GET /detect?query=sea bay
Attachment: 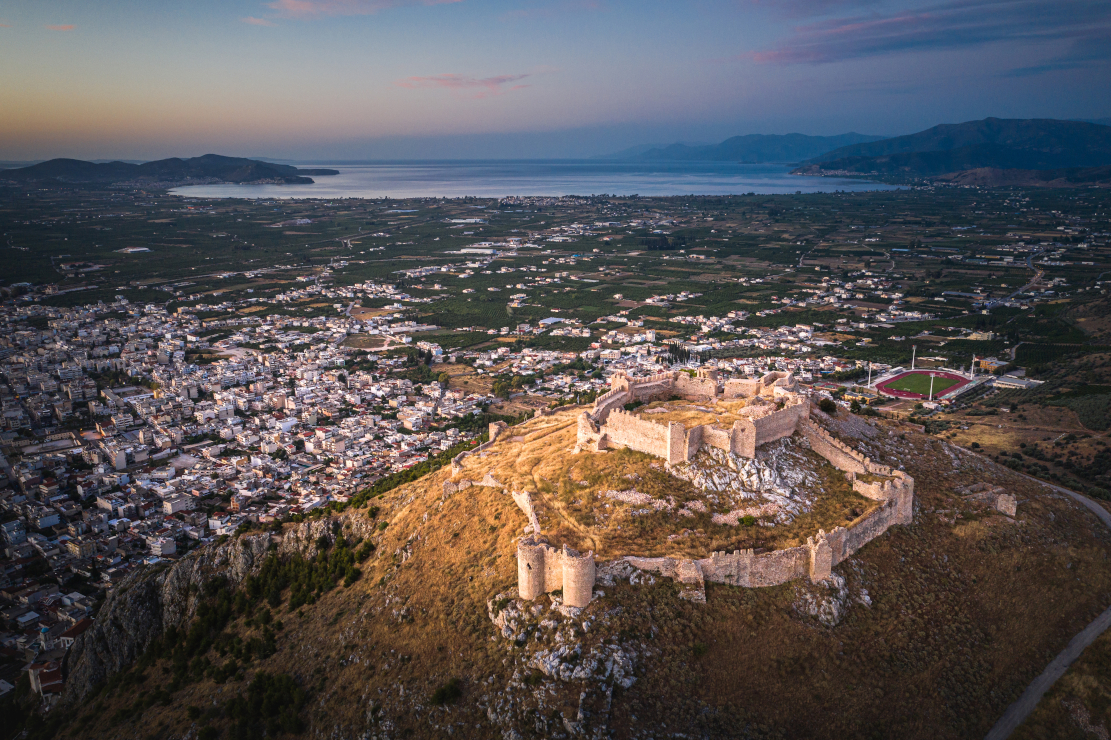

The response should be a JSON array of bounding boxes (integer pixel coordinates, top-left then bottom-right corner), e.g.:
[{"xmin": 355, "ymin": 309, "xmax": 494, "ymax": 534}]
[{"xmin": 170, "ymin": 160, "xmax": 898, "ymax": 199}]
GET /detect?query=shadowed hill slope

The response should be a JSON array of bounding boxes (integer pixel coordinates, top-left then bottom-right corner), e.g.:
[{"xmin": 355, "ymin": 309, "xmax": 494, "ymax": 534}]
[
  {"xmin": 22, "ymin": 408, "xmax": 1111, "ymax": 740},
  {"xmin": 795, "ymin": 118, "xmax": 1111, "ymax": 177}
]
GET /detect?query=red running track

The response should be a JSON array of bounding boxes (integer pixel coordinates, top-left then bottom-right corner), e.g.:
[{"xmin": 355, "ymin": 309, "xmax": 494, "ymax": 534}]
[{"xmin": 875, "ymin": 370, "xmax": 971, "ymax": 400}]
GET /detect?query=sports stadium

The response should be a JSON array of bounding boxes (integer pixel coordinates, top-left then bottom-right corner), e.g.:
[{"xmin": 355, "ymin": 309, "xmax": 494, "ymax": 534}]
[{"xmin": 875, "ymin": 370, "xmax": 973, "ymax": 400}]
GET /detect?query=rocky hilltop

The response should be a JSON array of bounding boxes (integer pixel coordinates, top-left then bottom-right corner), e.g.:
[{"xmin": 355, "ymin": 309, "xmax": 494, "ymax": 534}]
[{"xmin": 35, "ymin": 406, "xmax": 1111, "ymax": 739}]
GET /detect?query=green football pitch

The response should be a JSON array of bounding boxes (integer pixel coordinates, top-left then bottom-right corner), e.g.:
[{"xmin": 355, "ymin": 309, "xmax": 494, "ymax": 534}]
[{"xmin": 884, "ymin": 373, "xmax": 961, "ymax": 396}]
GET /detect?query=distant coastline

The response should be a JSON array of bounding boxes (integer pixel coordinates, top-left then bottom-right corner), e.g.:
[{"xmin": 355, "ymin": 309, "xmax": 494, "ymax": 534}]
[{"xmin": 169, "ymin": 160, "xmax": 898, "ymax": 199}]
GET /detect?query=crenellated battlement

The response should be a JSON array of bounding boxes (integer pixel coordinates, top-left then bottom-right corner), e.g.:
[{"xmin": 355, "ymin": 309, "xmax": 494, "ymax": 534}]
[
  {"xmin": 458, "ymin": 389, "xmax": 914, "ymax": 607},
  {"xmin": 580, "ymin": 372, "xmax": 809, "ymax": 462}
]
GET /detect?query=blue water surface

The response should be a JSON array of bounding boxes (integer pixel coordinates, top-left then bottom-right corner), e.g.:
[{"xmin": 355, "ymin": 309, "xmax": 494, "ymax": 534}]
[{"xmin": 170, "ymin": 160, "xmax": 897, "ymax": 199}]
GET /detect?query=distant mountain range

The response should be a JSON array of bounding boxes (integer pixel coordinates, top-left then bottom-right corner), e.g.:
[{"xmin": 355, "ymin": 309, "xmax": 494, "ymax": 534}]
[
  {"xmin": 0, "ymin": 154, "xmax": 339, "ymax": 186},
  {"xmin": 602, "ymin": 133, "xmax": 886, "ymax": 163},
  {"xmin": 792, "ymin": 118, "xmax": 1111, "ymax": 179}
]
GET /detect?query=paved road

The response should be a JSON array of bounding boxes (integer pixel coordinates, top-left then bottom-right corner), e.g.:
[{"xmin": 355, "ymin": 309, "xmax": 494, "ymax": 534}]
[{"xmin": 984, "ymin": 476, "xmax": 1111, "ymax": 739}]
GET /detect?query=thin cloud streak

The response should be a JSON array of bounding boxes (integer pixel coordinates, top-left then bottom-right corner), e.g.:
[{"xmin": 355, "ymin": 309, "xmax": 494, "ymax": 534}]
[
  {"xmin": 396, "ymin": 73, "xmax": 532, "ymax": 98},
  {"xmin": 748, "ymin": 0, "xmax": 1111, "ymax": 65},
  {"xmin": 1003, "ymin": 32, "xmax": 1111, "ymax": 76},
  {"xmin": 46, "ymin": 24, "xmax": 75, "ymax": 31},
  {"xmin": 241, "ymin": 16, "xmax": 277, "ymax": 26},
  {"xmin": 267, "ymin": 0, "xmax": 462, "ymax": 18}
]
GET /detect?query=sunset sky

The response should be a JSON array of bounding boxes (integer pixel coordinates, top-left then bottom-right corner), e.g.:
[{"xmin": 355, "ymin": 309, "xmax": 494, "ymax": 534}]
[{"xmin": 1, "ymin": 0, "xmax": 1109, "ymax": 160}]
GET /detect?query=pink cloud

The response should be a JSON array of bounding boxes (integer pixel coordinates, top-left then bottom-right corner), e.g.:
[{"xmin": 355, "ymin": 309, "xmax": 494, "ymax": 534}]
[
  {"xmin": 743, "ymin": 0, "xmax": 1110, "ymax": 65},
  {"xmin": 267, "ymin": 0, "xmax": 462, "ymax": 18},
  {"xmin": 46, "ymin": 24, "xmax": 75, "ymax": 31},
  {"xmin": 241, "ymin": 16, "xmax": 277, "ymax": 25},
  {"xmin": 396, "ymin": 73, "xmax": 532, "ymax": 99}
]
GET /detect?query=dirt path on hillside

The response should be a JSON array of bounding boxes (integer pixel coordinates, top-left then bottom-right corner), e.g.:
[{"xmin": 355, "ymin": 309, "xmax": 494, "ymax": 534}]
[{"xmin": 985, "ymin": 474, "xmax": 1111, "ymax": 740}]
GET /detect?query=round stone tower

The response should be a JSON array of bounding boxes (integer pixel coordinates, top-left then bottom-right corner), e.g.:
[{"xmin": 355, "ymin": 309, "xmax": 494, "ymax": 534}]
[
  {"xmin": 517, "ymin": 537, "xmax": 548, "ymax": 601},
  {"xmin": 561, "ymin": 545, "xmax": 596, "ymax": 608}
]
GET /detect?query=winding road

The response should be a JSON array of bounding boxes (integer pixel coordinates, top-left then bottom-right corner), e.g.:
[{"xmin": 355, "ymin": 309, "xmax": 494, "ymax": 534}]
[{"xmin": 984, "ymin": 476, "xmax": 1111, "ymax": 739}]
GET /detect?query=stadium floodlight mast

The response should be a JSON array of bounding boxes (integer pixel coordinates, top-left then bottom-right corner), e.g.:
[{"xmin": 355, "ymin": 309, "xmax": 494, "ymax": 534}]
[
  {"xmin": 929, "ymin": 373, "xmax": 935, "ymax": 401},
  {"xmin": 911, "ymin": 344, "xmax": 917, "ymax": 371}
]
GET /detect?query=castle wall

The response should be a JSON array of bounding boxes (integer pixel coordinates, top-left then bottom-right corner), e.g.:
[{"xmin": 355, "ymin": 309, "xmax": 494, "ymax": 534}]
[
  {"xmin": 673, "ymin": 372, "xmax": 718, "ymax": 400},
  {"xmin": 666, "ymin": 422, "xmax": 688, "ymax": 465},
  {"xmin": 732, "ymin": 420, "xmax": 757, "ymax": 457},
  {"xmin": 450, "ymin": 421, "xmax": 509, "ymax": 473},
  {"xmin": 628, "ymin": 372, "xmax": 676, "ymax": 402},
  {"xmin": 836, "ymin": 496, "xmax": 903, "ymax": 562},
  {"xmin": 723, "ymin": 378, "xmax": 761, "ymax": 399},
  {"xmin": 592, "ymin": 388, "xmax": 631, "ymax": 423},
  {"xmin": 752, "ymin": 400, "xmax": 808, "ymax": 447},
  {"xmin": 800, "ymin": 420, "xmax": 871, "ymax": 475},
  {"xmin": 599, "ymin": 409, "xmax": 676, "ymax": 460},
  {"xmin": 701, "ymin": 425, "xmax": 732, "ymax": 452},
  {"xmin": 747, "ymin": 546, "xmax": 810, "ymax": 586},
  {"xmin": 510, "ymin": 489, "xmax": 542, "ymax": 534},
  {"xmin": 685, "ymin": 424, "xmax": 704, "ymax": 461}
]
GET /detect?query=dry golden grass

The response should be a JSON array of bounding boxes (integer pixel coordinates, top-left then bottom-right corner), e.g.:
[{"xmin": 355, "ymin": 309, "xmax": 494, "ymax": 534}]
[
  {"xmin": 452, "ymin": 409, "xmax": 876, "ymax": 560},
  {"xmin": 54, "ymin": 412, "xmax": 1111, "ymax": 740},
  {"xmin": 633, "ymin": 398, "xmax": 749, "ymax": 429}
]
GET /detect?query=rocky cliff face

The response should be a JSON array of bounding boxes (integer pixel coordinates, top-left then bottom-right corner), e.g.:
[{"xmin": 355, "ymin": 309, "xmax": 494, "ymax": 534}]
[
  {"xmin": 61, "ymin": 515, "xmax": 379, "ymax": 708},
  {"xmin": 61, "ymin": 533, "xmax": 271, "ymax": 706}
]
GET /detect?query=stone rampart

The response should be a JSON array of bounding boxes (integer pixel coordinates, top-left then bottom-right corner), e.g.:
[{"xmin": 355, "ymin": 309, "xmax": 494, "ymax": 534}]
[
  {"xmin": 732, "ymin": 419, "xmax": 757, "ymax": 457},
  {"xmin": 583, "ymin": 371, "xmax": 812, "ymax": 462},
  {"xmin": 673, "ymin": 372, "xmax": 718, "ymax": 400},
  {"xmin": 701, "ymin": 424, "xmax": 732, "ymax": 452},
  {"xmin": 850, "ymin": 470, "xmax": 914, "ymax": 522},
  {"xmin": 752, "ymin": 398, "xmax": 809, "ymax": 448},
  {"xmin": 517, "ymin": 537, "xmax": 595, "ymax": 608},
  {"xmin": 442, "ymin": 479, "xmax": 472, "ymax": 498},
  {"xmin": 799, "ymin": 419, "xmax": 890, "ymax": 476},
  {"xmin": 596, "ymin": 409, "xmax": 690, "ymax": 464},
  {"xmin": 619, "ymin": 449, "xmax": 914, "ymax": 592},
  {"xmin": 723, "ymin": 371, "xmax": 796, "ymax": 400},
  {"xmin": 591, "ymin": 387, "xmax": 631, "ymax": 423},
  {"xmin": 451, "ymin": 421, "xmax": 510, "ymax": 473},
  {"xmin": 510, "ymin": 489, "xmax": 542, "ymax": 534},
  {"xmin": 723, "ymin": 378, "xmax": 762, "ymax": 399},
  {"xmin": 747, "ymin": 546, "xmax": 810, "ymax": 586}
]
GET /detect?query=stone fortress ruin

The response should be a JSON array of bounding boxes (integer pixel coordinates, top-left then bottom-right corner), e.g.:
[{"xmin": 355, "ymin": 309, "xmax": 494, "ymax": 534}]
[{"xmin": 448, "ymin": 369, "xmax": 915, "ymax": 609}]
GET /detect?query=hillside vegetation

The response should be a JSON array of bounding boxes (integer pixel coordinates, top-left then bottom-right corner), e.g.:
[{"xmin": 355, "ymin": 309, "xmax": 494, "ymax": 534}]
[
  {"xmin": 10, "ymin": 408, "xmax": 1111, "ymax": 740},
  {"xmin": 0, "ymin": 155, "xmax": 339, "ymax": 186},
  {"xmin": 794, "ymin": 118, "xmax": 1111, "ymax": 178}
]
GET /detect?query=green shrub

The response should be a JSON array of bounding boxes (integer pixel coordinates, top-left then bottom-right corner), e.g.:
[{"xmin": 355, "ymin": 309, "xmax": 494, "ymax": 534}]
[{"xmin": 431, "ymin": 678, "xmax": 464, "ymax": 705}]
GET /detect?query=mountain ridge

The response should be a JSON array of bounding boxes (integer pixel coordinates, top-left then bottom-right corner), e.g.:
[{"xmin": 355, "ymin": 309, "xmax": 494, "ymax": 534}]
[
  {"xmin": 0, "ymin": 154, "xmax": 339, "ymax": 186},
  {"xmin": 794, "ymin": 118, "xmax": 1111, "ymax": 178},
  {"xmin": 601, "ymin": 132, "xmax": 886, "ymax": 163}
]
